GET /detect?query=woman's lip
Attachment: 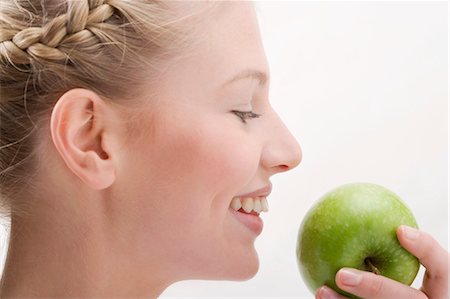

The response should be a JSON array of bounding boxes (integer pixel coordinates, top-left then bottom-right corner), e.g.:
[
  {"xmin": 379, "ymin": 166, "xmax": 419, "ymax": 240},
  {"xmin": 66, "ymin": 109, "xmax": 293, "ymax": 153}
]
[
  {"xmin": 229, "ymin": 208, "xmax": 263, "ymax": 235},
  {"xmin": 235, "ymin": 182, "xmax": 272, "ymax": 198}
]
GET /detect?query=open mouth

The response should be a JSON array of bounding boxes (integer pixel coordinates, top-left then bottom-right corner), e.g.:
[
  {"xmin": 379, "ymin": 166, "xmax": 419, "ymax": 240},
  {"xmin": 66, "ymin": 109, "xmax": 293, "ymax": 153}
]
[
  {"xmin": 228, "ymin": 196, "xmax": 268, "ymax": 235},
  {"xmin": 229, "ymin": 196, "xmax": 269, "ymax": 215}
]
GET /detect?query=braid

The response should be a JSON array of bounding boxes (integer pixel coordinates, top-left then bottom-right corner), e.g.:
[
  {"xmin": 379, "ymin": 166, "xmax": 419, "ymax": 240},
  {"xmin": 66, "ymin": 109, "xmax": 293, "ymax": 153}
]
[
  {"xmin": 0, "ymin": 0, "xmax": 218, "ymax": 218},
  {"xmin": 0, "ymin": 0, "xmax": 172, "ymax": 217},
  {"xmin": 0, "ymin": 0, "xmax": 115, "ymax": 64}
]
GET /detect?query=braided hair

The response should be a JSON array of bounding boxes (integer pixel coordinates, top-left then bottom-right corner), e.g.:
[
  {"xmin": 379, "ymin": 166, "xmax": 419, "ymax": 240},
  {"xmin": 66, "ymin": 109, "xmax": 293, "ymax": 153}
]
[{"xmin": 0, "ymin": 0, "xmax": 211, "ymax": 218}]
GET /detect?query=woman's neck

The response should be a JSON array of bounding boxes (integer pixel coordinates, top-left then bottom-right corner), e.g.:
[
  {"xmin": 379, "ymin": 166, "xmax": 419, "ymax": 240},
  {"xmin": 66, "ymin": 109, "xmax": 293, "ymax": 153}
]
[{"xmin": 0, "ymin": 202, "xmax": 170, "ymax": 298}]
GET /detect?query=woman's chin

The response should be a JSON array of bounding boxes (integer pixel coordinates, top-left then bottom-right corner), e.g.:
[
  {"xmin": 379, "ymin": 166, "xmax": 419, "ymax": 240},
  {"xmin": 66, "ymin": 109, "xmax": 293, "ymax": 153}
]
[
  {"xmin": 232, "ymin": 264, "xmax": 259, "ymax": 281},
  {"xmin": 222, "ymin": 250, "xmax": 260, "ymax": 281},
  {"xmin": 192, "ymin": 250, "xmax": 260, "ymax": 281}
]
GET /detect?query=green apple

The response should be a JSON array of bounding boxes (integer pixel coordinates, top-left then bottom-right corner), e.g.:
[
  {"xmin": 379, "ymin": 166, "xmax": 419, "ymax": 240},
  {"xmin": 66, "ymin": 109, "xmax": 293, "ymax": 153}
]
[{"xmin": 296, "ymin": 182, "xmax": 420, "ymax": 298}]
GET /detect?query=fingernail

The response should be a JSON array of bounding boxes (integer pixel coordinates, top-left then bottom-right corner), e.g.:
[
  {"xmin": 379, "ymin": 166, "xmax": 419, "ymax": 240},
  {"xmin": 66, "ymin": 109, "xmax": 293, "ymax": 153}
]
[
  {"xmin": 402, "ymin": 225, "xmax": 419, "ymax": 241},
  {"xmin": 318, "ymin": 286, "xmax": 339, "ymax": 299},
  {"xmin": 339, "ymin": 268, "xmax": 362, "ymax": 286}
]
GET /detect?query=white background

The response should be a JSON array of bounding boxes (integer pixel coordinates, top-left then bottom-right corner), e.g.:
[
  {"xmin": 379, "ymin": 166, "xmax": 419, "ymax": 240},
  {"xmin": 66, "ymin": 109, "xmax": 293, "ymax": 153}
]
[{"xmin": 0, "ymin": 1, "xmax": 448, "ymax": 298}]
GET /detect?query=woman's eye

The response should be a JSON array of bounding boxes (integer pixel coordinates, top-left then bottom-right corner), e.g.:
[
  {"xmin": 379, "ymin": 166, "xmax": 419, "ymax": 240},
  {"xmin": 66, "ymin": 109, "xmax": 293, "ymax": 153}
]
[{"xmin": 231, "ymin": 110, "xmax": 262, "ymax": 124}]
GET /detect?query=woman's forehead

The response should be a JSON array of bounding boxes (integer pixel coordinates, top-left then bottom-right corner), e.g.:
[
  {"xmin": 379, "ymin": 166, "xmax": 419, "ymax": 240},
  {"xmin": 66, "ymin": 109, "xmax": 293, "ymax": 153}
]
[{"xmin": 152, "ymin": 1, "xmax": 266, "ymax": 90}]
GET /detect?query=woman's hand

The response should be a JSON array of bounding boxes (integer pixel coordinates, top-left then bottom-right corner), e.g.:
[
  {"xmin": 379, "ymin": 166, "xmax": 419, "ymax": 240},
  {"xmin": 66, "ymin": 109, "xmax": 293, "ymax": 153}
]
[{"xmin": 315, "ymin": 225, "xmax": 449, "ymax": 299}]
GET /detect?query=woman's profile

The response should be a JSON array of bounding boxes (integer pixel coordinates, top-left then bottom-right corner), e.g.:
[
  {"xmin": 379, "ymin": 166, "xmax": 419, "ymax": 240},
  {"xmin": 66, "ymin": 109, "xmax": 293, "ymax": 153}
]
[{"xmin": 0, "ymin": 1, "xmax": 448, "ymax": 298}]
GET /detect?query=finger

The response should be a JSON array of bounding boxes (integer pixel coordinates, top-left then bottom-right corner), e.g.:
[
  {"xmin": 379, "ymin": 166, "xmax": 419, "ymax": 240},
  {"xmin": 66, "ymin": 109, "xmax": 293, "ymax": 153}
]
[
  {"xmin": 397, "ymin": 225, "xmax": 449, "ymax": 298},
  {"xmin": 315, "ymin": 285, "xmax": 349, "ymax": 299},
  {"xmin": 335, "ymin": 268, "xmax": 427, "ymax": 299}
]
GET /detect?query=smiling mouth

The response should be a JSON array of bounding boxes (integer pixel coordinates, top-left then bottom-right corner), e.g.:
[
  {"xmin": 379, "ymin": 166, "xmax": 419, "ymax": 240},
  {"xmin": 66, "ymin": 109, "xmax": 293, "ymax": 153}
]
[
  {"xmin": 229, "ymin": 196, "xmax": 269, "ymax": 215},
  {"xmin": 228, "ymin": 204, "xmax": 264, "ymax": 235}
]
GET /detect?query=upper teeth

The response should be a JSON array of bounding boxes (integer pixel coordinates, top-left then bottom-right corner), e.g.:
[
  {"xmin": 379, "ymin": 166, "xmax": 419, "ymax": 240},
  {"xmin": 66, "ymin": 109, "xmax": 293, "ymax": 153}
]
[{"xmin": 230, "ymin": 197, "xmax": 269, "ymax": 213}]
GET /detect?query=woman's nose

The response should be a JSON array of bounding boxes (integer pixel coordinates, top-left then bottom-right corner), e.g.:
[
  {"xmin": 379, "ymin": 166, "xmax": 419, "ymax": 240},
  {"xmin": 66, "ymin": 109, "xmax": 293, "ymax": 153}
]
[{"xmin": 260, "ymin": 108, "xmax": 302, "ymax": 174}]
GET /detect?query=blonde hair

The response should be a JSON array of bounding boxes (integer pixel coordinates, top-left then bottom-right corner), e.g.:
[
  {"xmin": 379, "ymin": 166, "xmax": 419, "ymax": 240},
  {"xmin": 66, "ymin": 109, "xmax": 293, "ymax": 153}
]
[{"xmin": 0, "ymin": 0, "xmax": 214, "ymax": 218}]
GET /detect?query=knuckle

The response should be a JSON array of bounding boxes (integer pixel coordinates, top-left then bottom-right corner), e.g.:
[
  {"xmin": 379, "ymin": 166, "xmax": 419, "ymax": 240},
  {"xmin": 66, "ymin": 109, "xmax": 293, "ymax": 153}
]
[
  {"xmin": 418, "ymin": 233, "xmax": 448, "ymax": 272},
  {"xmin": 366, "ymin": 274, "xmax": 384, "ymax": 296},
  {"xmin": 415, "ymin": 232, "xmax": 437, "ymax": 261}
]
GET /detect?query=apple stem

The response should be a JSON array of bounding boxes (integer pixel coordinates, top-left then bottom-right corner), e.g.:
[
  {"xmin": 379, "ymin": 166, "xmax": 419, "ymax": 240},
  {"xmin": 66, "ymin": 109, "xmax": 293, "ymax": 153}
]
[{"xmin": 364, "ymin": 258, "xmax": 380, "ymax": 275}]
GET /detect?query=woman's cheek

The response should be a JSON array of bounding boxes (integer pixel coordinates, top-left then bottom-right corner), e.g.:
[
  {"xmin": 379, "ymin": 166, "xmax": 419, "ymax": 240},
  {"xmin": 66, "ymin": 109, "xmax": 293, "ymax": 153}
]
[{"xmin": 198, "ymin": 127, "xmax": 259, "ymax": 185}]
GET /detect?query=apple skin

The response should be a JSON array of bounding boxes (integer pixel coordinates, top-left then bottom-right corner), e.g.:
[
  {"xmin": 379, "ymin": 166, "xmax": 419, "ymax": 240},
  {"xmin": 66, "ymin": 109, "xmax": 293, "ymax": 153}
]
[{"xmin": 296, "ymin": 183, "xmax": 420, "ymax": 298}]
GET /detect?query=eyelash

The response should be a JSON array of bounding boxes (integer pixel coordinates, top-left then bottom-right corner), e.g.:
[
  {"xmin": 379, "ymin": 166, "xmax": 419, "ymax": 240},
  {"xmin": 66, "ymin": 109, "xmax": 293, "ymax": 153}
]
[{"xmin": 231, "ymin": 110, "xmax": 262, "ymax": 124}]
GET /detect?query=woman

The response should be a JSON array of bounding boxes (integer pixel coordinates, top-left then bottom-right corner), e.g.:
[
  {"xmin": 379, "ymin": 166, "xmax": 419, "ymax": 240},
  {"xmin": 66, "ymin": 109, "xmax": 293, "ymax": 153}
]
[{"xmin": 0, "ymin": 1, "xmax": 447, "ymax": 298}]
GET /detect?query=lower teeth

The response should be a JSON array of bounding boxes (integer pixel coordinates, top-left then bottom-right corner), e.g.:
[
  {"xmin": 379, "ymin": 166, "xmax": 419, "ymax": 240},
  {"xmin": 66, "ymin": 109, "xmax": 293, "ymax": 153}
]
[{"xmin": 238, "ymin": 208, "xmax": 258, "ymax": 215}]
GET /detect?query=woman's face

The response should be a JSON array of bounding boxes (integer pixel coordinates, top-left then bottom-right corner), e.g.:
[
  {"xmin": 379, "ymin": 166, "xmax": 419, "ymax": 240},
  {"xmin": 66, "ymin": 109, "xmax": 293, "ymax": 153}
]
[{"xmin": 114, "ymin": 2, "xmax": 302, "ymax": 282}]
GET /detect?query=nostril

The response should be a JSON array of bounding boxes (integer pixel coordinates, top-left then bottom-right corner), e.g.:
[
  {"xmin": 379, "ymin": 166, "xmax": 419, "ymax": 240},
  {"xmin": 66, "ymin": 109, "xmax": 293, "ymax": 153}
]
[{"xmin": 278, "ymin": 165, "xmax": 290, "ymax": 172}]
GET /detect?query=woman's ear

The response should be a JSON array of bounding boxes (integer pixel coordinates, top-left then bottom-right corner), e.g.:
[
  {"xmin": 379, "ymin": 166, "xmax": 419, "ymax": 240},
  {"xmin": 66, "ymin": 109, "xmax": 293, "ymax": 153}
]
[{"xmin": 50, "ymin": 88, "xmax": 116, "ymax": 190}]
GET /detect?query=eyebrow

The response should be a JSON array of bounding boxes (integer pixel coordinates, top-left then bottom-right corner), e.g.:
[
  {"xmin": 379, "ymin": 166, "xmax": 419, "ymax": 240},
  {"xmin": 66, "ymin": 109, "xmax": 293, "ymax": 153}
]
[{"xmin": 222, "ymin": 69, "xmax": 269, "ymax": 87}]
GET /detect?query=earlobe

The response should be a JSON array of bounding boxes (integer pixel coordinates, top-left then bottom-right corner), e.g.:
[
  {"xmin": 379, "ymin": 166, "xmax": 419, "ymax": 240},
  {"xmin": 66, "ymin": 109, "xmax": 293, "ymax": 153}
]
[{"xmin": 50, "ymin": 88, "xmax": 116, "ymax": 190}]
